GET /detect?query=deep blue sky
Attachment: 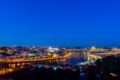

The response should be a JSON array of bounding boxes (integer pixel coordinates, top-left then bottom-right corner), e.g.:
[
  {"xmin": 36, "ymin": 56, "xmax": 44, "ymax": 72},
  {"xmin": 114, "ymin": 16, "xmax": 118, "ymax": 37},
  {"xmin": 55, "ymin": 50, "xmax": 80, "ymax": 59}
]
[{"xmin": 0, "ymin": 0, "xmax": 120, "ymax": 47}]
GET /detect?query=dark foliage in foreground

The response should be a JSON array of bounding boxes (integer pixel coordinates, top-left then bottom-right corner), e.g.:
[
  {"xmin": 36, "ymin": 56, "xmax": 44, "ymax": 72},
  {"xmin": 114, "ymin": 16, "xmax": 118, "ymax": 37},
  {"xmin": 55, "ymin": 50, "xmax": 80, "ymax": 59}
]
[
  {"xmin": 96, "ymin": 54, "xmax": 120, "ymax": 74},
  {"xmin": 0, "ymin": 67, "xmax": 80, "ymax": 80}
]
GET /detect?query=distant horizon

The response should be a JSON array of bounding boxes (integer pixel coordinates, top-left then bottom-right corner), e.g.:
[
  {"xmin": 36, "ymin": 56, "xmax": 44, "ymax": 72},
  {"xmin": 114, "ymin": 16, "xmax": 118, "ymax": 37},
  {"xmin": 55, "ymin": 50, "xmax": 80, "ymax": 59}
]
[{"xmin": 0, "ymin": 44, "xmax": 120, "ymax": 48}]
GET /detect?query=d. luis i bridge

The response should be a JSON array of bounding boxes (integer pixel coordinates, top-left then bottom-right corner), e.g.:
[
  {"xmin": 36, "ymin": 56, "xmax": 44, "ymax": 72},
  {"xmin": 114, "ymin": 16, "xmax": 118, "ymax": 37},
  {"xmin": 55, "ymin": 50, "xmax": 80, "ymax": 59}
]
[{"xmin": 0, "ymin": 53, "xmax": 73, "ymax": 75}]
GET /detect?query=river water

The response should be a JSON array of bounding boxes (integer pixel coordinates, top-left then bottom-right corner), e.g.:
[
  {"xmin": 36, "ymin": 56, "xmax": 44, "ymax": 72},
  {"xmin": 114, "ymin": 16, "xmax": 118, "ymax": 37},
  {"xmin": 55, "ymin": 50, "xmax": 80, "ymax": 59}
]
[
  {"xmin": 37, "ymin": 52, "xmax": 87, "ymax": 68},
  {"xmin": 58, "ymin": 53, "xmax": 87, "ymax": 66}
]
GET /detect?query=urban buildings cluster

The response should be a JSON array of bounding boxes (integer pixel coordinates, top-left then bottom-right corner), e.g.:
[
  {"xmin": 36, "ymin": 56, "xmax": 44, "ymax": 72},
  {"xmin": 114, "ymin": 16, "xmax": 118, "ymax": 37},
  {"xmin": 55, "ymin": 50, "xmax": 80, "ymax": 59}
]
[{"xmin": 0, "ymin": 46, "xmax": 120, "ymax": 57}]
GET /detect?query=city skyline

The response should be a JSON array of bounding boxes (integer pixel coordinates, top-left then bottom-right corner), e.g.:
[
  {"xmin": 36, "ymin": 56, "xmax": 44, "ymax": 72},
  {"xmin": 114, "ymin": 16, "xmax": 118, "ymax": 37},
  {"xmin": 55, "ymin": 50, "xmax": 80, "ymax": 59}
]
[{"xmin": 0, "ymin": 0, "xmax": 120, "ymax": 47}]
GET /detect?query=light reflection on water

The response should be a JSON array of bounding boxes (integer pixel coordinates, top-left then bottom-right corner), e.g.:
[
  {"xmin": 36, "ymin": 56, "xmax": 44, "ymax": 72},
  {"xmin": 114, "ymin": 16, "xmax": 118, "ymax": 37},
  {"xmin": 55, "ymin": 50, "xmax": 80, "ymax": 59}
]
[
  {"xmin": 37, "ymin": 53, "xmax": 87, "ymax": 67},
  {"xmin": 58, "ymin": 53, "xmax": 87, "ymax": 66}
]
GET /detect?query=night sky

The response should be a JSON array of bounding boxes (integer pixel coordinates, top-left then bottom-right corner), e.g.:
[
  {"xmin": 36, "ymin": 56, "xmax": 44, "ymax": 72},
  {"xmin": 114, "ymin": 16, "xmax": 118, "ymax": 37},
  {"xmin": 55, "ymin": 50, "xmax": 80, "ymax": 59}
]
[{"xmin": 0, "ymin": 0, "xmax": 120, "ymax": 47}]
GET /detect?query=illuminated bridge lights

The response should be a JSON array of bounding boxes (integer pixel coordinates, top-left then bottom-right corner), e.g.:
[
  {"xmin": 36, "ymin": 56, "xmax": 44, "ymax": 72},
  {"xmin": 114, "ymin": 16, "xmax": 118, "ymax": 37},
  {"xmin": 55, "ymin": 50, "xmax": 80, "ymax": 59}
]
[{"xmin": 0, "ymin": 53, "xmax": 73, "ymax": 75}]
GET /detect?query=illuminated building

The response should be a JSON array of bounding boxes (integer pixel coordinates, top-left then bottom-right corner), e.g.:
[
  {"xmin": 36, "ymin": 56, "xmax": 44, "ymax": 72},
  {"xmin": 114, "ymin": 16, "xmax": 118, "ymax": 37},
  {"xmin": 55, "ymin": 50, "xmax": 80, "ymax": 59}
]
[
  {"xmin": 48, "ymin": 47, "xmax": 59, "ymax": 53},
  {"xmin": 90, "ymin": 46, "xmax": 97, "ymax": 52}
]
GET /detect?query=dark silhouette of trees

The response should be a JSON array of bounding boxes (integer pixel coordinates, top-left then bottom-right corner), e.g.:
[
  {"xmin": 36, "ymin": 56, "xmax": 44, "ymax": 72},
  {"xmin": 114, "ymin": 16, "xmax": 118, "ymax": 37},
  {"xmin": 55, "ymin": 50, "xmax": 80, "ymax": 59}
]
[{"xmin": 95, "ymin": 55, "xmax": 120, "ymax": 75}]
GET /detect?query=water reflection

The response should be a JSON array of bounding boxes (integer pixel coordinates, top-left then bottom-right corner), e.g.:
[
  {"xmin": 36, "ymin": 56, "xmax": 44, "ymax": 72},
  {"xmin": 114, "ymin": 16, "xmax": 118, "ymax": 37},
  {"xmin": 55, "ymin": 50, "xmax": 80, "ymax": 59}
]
[{"xmin": 58, "ymin": 53, "xmax": 87, "ymax": 66}]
